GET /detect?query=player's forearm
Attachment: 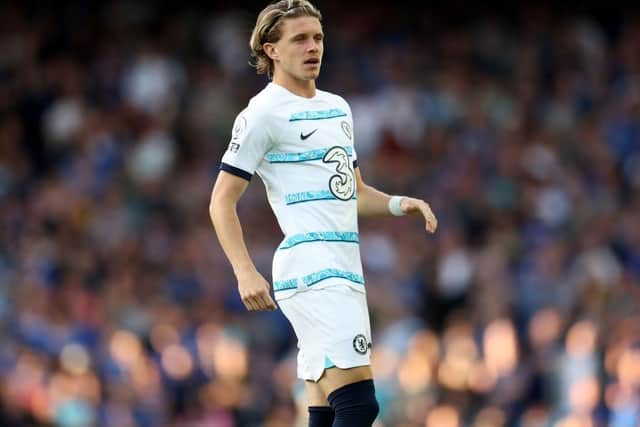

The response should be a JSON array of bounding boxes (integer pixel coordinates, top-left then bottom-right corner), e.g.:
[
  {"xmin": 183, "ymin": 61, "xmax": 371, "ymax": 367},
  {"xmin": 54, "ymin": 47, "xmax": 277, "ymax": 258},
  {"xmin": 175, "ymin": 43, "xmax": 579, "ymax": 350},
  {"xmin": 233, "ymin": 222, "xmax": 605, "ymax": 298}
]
[
  {"xmin": 356, "ymin": 183, "xmax": 394, "ymax": 217},
  {"xmin": 209, "ymin": 197, "xmax": 258, "ymax": 277}
]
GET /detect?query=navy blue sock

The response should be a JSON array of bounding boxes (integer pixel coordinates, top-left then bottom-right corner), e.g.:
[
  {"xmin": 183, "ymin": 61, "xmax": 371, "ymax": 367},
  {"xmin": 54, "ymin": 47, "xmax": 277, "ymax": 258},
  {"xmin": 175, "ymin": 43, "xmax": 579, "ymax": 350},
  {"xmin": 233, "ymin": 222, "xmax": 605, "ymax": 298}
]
[
  {"xmin": 308, "ymin": 406, "xmax": 334, "ymax": 427},
  {"xmin": 328, "ymin": 379, "xmax": 379, "ymax": 427}
]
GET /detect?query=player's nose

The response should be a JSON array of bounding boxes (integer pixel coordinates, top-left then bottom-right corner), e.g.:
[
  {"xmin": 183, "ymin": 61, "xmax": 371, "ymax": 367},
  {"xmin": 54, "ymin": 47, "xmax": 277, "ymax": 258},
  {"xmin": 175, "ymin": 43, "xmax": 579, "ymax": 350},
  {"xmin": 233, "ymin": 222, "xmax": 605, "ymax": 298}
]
[{"xmin": 307, "ymin": 40, "xmax": 320, "ymax": 52}]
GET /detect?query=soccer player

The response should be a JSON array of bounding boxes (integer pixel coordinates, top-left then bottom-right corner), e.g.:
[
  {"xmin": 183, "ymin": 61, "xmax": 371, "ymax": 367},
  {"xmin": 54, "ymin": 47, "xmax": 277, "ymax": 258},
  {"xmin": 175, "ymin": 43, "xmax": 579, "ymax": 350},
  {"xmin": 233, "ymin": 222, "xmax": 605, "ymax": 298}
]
[{"xmin": 209, "ymin": 1, "xmax": 437, "ymax": 426}]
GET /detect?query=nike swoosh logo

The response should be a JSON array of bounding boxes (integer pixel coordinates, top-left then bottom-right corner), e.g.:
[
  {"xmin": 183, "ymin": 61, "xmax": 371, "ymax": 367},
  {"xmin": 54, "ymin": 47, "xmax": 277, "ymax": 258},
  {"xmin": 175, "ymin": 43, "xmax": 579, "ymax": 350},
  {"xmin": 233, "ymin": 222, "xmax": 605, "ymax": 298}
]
[{"xmin": 300, "ymin": 129, "xmax": 318, "ymax": 140}]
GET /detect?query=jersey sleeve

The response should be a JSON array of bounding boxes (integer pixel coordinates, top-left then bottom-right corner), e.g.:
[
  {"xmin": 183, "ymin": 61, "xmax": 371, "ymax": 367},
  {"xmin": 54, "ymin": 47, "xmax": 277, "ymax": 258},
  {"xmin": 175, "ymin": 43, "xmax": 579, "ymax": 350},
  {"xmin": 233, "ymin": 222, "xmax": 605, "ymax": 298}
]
[{"xmin": 220, "ymin": 107, "xmax": 273, "ymax": 180}]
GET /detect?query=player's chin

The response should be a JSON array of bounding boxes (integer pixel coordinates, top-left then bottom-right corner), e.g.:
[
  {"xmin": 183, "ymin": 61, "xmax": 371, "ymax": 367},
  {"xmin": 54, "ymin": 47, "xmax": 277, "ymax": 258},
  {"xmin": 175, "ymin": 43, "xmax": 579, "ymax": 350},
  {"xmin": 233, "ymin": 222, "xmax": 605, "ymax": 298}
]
[{"xmin": 301, "ymin": 65, "xmax": 321, "ymax": 79}]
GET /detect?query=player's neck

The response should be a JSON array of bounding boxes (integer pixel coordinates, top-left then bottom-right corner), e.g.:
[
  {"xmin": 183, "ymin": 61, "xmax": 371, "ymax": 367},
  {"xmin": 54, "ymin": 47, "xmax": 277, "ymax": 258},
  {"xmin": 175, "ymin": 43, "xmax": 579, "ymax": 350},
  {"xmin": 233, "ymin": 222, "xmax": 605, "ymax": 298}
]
[{"xmin": 272, "ymin": 73, "xmax": 316, "ymax": 99}]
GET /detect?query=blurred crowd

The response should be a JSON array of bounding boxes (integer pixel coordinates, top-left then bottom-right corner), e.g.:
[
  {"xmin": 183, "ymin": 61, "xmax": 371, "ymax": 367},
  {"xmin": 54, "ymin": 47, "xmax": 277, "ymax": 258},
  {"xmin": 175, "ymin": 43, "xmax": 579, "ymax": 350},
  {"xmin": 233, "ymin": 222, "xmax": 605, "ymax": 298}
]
[{"xmin": 0, "ymin": 1, "xmax": 639, "ymax": 426}]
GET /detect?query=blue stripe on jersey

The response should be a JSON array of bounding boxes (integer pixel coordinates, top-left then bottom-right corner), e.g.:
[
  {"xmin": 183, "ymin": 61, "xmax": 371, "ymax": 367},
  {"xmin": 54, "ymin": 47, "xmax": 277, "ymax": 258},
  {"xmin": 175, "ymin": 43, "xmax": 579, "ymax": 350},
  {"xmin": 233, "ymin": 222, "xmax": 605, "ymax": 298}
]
[
  {"xmin": 302, "ymin": 268, "xmax": 365, "ymax": 286},
  {"xmin": 285, "ymin": 190, "xmax": 357, "ymax": 205},
  {"xmin": 273, "ymin": 269, "xmax": 365, "ymax": 291},
  {"xmin": 266, "ymin": 146, "xmax": 353, "ymax": 163},
  {"xmin": 273, "ymin": 278, "xmax": 298, "ymax": 292},
  {"xmin": 289, "ymin": 108, "xmax": 347, "ymax": 122},
  {"xmin": 278, "ymin": 231, "xmax": 359, "ymax": 250}
]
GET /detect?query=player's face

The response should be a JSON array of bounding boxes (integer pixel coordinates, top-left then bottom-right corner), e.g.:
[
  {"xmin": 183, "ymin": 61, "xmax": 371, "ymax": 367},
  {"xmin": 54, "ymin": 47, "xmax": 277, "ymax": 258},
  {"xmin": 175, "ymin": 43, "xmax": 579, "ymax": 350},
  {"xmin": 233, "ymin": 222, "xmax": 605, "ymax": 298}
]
[{"xmin": 271, "ymin": 16, "xmax": 323, "ymax": 82}]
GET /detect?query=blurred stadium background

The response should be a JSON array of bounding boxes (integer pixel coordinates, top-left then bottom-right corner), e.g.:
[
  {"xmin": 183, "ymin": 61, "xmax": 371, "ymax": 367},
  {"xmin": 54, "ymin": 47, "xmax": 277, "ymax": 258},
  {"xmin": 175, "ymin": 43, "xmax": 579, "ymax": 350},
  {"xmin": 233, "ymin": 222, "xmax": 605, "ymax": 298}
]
[{"xmin": 0, "ymin": 1, "xmax": 639, "ymax": 426}]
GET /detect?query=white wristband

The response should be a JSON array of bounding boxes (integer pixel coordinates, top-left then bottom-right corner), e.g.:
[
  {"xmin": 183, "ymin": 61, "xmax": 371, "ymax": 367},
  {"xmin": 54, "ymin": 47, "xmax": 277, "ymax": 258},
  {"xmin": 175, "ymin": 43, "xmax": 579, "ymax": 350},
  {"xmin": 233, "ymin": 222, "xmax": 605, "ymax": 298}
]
[{"xmin": 388, "ymin": 196, "xmax": 406, "ymax": 216}]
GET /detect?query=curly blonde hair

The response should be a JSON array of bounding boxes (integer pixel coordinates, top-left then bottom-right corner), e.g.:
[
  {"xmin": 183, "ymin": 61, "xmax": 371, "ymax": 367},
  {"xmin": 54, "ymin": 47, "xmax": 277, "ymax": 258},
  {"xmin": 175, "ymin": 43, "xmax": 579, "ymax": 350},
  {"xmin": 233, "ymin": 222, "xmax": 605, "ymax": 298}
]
[{"xmin": 249, "ymin": 0, "xmax": 322, "ymax": 78}]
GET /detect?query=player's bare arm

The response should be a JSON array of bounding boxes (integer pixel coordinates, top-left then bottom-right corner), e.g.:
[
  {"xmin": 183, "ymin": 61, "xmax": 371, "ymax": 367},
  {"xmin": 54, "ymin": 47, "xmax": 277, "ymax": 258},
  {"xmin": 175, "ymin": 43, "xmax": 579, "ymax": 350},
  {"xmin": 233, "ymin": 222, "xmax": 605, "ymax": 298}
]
[
  {"xmin": 354, "ymin": 167, "xmax": 438, "ymax": 233},
  {"xmin": 209, "ymin": 171, "xmax": 277, "ymax": 312}
]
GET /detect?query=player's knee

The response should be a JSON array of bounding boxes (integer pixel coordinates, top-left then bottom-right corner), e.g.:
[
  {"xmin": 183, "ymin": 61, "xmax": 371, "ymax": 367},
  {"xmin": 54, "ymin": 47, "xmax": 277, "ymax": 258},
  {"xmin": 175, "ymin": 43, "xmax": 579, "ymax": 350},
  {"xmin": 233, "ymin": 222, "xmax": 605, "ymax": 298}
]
[{"xmin": 328, "ymin": 379, "xmax": 379, "ymax": 427}]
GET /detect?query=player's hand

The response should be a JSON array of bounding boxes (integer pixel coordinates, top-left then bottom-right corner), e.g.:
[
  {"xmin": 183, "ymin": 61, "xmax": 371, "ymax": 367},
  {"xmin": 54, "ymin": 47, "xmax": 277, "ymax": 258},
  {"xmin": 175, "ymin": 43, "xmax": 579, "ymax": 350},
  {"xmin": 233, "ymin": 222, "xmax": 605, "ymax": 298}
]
[
  {"xmin": 237, "ymin": 269, "xmax": 278, "ymax": 311},
  {"xmin": 400, "ymin": 197, "xmax": 438, "ymax": 233}
]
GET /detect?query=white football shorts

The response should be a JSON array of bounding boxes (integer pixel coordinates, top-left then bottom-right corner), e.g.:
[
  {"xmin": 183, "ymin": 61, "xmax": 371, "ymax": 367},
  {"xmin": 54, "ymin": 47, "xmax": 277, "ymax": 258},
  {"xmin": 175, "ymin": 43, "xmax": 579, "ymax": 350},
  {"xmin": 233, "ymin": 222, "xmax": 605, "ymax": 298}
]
[{"xmin": 278, "ymin": 284, "xmax": 373, "ymax": 382}]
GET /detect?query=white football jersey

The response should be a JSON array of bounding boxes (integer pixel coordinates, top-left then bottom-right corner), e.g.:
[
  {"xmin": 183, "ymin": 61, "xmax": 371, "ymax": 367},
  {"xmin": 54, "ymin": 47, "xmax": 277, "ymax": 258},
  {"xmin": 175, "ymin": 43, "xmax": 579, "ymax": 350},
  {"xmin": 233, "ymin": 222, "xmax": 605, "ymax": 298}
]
[{"xmin": 220, "ymin": 82, "xmax": 364, "ymax": 300}]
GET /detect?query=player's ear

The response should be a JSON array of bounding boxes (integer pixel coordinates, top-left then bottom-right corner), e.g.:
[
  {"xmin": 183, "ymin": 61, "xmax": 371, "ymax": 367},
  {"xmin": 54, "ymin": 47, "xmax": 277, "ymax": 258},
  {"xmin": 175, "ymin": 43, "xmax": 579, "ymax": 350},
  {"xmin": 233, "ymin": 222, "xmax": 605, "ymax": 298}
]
[{"xmin": 263, "ymin": 43, "xmax": 279, "ymax": 61}]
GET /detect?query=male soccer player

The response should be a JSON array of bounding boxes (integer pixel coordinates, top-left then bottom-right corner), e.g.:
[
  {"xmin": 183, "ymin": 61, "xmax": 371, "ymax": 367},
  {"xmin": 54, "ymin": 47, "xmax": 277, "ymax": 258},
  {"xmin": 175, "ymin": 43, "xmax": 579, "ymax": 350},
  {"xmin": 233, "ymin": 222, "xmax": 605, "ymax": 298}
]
[{"xmin": 209, "ymin": 1, "xmax": 437, "ymax": 426}]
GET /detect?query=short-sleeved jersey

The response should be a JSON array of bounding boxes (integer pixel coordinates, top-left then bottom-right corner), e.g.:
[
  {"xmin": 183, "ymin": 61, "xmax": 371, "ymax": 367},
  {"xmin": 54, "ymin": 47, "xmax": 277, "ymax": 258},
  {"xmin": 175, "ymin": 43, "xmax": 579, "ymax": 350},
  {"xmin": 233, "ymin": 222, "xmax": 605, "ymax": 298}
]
[{"xmin": 220, "ymin": 82, "xmax": 364, "ymax": 300}]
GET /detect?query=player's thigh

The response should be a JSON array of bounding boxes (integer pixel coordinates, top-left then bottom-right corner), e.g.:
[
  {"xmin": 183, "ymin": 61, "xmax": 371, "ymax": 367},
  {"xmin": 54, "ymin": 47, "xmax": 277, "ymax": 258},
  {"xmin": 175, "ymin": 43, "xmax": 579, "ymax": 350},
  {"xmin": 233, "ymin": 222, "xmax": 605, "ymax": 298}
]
[
  {"xmin": 317, "ymin": 365, "xmax": 373, "ymax": 397},
  {"xmin": 305, "ymin": 380, "xmax": 330, "ymax": 407}
]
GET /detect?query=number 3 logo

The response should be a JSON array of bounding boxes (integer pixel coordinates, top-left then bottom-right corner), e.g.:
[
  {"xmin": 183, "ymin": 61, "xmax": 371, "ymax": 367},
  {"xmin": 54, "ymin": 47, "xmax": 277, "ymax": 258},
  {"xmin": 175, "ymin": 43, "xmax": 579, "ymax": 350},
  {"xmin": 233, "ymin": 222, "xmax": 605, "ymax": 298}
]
[{"xmin": 323, "ymin": 146, "xmax": 355, "ymax": 201}]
